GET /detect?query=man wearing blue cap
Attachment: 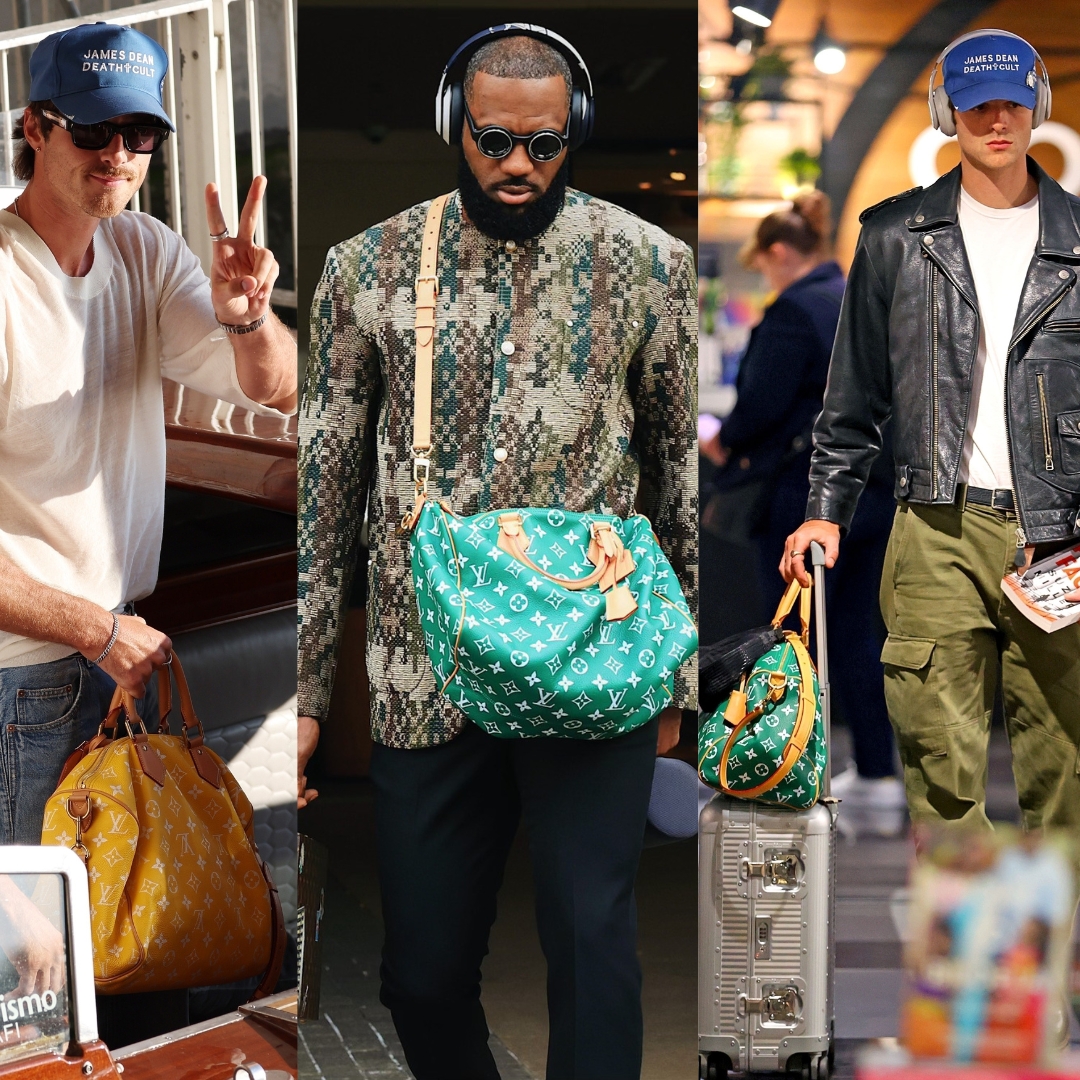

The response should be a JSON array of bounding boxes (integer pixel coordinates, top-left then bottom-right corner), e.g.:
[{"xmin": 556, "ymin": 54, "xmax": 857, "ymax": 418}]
[
  {"xmin": 0, "ymin": 23, "xmax": 296, "ymax": 851},
  {"xmin": 783, "ymin": 29, "xmax": 1080, "ymax": 838}
]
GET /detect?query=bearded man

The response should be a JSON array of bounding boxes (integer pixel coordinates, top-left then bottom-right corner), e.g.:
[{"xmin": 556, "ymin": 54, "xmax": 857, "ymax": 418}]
[
  {"xmin": 297, "ymin": 25, "xmax": 697, "ymax": 1080},
  {"xmin": 0, "ymin": 21, "xmax": 296, "ymax": 848}
]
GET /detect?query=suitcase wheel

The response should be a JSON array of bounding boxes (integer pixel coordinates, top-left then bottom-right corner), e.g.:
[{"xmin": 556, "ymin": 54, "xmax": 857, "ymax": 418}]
[
  {"xmin": 701, "ymin": 1052, "xmax": 730, "ymax": 1080},
  {"xmin": 785, "ymin": 1053, "xmax": 813, "ymax": 1080}
]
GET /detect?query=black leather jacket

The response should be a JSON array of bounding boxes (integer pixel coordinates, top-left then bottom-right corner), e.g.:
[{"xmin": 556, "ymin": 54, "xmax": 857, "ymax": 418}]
[{"xmin": 807, "ymin": 160, "xmax": 1080, "ymax": 544}]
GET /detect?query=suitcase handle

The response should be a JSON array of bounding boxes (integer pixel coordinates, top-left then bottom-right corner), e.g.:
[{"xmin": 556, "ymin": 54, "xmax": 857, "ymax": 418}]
[{"xmin": 809, "ymin": 541, "xmax": 831, "ymax": 797}]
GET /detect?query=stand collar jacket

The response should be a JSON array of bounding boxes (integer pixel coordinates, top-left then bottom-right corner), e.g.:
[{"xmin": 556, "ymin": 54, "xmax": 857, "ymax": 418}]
[
  {"xmin": 808, "ymin": 160, "xmax": 1080, "ymax": 543},
  {"xmin": 297, "ymin": 189, "xmax": 699, "ymax": 747}
]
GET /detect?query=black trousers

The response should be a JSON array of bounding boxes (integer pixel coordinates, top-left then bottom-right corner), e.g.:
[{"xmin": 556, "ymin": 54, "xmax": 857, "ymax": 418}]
[{"xmin": 370, "ymin": 717, "xmax": 659, "ymax": 1080}]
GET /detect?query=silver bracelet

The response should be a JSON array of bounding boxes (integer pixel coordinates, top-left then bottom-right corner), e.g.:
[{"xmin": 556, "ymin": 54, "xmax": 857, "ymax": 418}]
[
  {"xmin": 218, "ymin": 312, "xmax": 269, "ymax": 335},
  {"xmin": 92, "ymin": 613, "xmax": 120, "ymax": 665}
]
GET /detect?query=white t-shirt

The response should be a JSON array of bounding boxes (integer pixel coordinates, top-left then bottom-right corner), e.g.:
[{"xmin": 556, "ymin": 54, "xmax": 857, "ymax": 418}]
[
  {"xmin": 0, "ymin": 210, "xmax": 289, "ymax": 667},
  {"xmin": 957, "ymin": 186, "xmax": 1039, "ymax": 490}
]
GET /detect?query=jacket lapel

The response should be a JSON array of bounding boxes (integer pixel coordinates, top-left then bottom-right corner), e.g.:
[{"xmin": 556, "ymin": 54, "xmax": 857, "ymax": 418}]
[
  {"xmin": 909, "ymin": 169, "xmax": 979, "ymax": 311},
  {"xmin": 1010, "ymin": 163, "xmax": 1080, "ymax": 349}
]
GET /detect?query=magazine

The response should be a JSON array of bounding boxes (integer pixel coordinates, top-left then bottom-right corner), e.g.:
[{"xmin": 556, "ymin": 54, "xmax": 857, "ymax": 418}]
[
  {"xmin": 1001, "ymin": 541, "xmax": 1080, "ymax": 632},
  {"xmin": 901, "ymin": 828, "xmax": 1076, "ymax": 1067}
]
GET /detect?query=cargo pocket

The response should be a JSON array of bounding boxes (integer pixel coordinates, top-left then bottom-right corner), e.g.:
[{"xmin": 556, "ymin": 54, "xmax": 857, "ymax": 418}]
[{"xmin": 880, "ymin": 634, "xmax": 947, "ymax": 758}]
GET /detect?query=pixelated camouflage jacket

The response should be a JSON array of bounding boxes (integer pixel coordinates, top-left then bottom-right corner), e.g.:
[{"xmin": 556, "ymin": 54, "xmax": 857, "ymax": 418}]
[{"xmin": 298, "ymin": 187, "xmax": 698, "ymax": 749}]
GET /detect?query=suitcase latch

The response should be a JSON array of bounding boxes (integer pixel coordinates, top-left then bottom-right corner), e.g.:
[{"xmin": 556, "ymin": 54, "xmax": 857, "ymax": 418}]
[
  {"xmin": 738, "ymin": 985, "xmax": 802, "ymax": 1023},
  {"xmin": 740, "ymin": 851, "xmax": 802, "ymax": 888}
]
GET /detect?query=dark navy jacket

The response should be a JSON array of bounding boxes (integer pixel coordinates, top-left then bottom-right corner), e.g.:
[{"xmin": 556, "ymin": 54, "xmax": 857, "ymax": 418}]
[{"xmin": 715, "ymin": 260, "xmax": 846, "ymax": 491}]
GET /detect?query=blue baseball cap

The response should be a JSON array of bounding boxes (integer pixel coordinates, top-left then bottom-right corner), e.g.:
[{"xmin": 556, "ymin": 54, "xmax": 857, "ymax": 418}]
[
  {"xmin": 29, "ymin": 22, "xmax": 173, "ymax": 130},
  {"xmin": 943, "ymin": 30, "xmax": 1038, "ymax": 113}
]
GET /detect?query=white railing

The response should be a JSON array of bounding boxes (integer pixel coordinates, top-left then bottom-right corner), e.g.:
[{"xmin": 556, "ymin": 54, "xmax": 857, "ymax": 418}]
[{"xmin": 0, "ymin": 0, "xmax": 296, "ymax": 305}]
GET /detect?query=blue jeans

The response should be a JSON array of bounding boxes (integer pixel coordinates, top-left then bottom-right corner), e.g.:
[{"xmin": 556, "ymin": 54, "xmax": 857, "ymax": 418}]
[{"xmin": 0, "ymin": 654, "xmax": 157, "ymax": 844}]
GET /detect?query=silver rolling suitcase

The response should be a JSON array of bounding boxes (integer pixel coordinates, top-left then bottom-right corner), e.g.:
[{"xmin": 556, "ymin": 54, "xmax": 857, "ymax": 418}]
[{"xmin": 698, "ymin": 543, "xmax": 837, "ymax": 1080}]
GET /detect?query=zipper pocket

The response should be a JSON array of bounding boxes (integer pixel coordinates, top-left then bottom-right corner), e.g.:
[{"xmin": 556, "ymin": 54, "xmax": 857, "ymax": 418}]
[
  {"xmin": 1042, "ymin": 320, "xmax": 1080, "ymax": 332},
  {"xmin": 1037, "ymin": 373, "xmax": 1054, "ymax": 472}
]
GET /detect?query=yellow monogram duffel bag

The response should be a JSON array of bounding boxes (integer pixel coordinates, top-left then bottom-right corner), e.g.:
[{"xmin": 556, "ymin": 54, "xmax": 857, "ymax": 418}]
[{"xmin": 41, "ymin": 655, "xmax": 285, "ymax": 995}]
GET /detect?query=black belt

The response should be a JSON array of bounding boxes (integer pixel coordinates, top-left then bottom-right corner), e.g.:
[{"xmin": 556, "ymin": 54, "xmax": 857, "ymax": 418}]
[{"xmin": 963, "ymin": 485, "xmax": 1014, "ymax": 511}]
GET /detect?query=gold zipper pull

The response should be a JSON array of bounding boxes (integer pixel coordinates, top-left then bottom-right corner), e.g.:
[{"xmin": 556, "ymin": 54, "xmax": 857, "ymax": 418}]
[{"xmin": 1016, "ymin": 526, "xmax": 1027, "ymax": 548}]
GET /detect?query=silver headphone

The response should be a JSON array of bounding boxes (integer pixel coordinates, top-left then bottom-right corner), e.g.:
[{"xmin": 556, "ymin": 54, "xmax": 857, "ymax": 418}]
[{"xmin": 927, "ymin": 28, "xmax": 1050, "ymax": 137}]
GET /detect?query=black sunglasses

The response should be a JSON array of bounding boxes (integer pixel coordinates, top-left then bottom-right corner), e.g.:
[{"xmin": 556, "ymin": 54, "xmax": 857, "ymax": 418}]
[
  {"xmin": 42, "ymin": 109, "xmax": 170, "ymax": 154},
  {"xmin": 464, "ymin": 102, "xmax": 568, "ymax": 163}
]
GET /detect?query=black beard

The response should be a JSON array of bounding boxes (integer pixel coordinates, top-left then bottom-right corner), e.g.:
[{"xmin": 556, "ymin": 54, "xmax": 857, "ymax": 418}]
[{"xmin": 457, "ymin": 151, "xmax": 568, "ymax": 243}]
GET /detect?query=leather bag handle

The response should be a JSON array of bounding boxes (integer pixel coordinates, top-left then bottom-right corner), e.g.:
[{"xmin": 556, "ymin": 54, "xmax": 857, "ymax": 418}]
[
  {"xmin": 98, "ymin": 654, "xmax": 220, "ymax": 788},
  {"xmin": 496, "ymin": 513, "xmax": 638, "ymax": 622},
  {"xmin": 401, "ymin": 193, "xmax": 452, "ymax": 532},
  {"xmin": 771, "ymin": 577, "xmax": 811, "ymax": 646},
  {"xmin": 699, "ymin": 631, "xmax": 820, "ymax": 801},
  {"xmin": 249, "ymin": 854, "xmax": 287, "ymax": 1001}
]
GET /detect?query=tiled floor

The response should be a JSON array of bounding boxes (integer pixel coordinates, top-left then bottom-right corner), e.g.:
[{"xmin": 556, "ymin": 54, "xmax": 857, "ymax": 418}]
[{"xmin": 299, "ymin": 721, "xmax": 1071, "ymax": 1079}]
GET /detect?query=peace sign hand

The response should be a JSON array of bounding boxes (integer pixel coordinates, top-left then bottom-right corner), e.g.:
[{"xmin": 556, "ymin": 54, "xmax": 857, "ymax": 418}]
[{"xmin": 205, "ymin": 175, "xmax": 280, "ymax": 327}]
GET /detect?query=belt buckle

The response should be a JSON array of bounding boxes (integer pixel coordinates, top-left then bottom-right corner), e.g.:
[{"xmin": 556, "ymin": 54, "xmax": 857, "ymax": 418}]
[{"xmin": 990, "ymin": 489, "xmax": 1009, "ymax": 511}]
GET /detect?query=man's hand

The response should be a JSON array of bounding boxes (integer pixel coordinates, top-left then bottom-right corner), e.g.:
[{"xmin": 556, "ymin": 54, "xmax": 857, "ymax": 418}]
[
  {"xmin": 205, "ymin": 176, "xmax": 279, "ymax": 328},
  {"xmin": 780, "ymin": 520, "xmax": 841, "ymax": 587},
  {"xmin": 657, "ymin": 706, "xmax": 682, "ymax": 755},
  {"xmin": 81, "ymin": 613, "xmax": 171, "ymax": 698},
  {"xmin": 298, "ymin": 716, "xmax": 320, "ymax": 808}
]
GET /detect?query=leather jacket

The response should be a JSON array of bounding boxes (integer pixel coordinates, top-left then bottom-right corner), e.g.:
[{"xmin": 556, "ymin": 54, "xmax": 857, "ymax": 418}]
[{"xmin": 807, "ymin": 160, "xmax": 1080, "ymax": 544}]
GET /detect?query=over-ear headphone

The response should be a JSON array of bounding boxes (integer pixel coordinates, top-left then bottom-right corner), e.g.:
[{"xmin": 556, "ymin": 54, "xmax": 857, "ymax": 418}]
[
  {"xmin": 435, "ymin": 23, "xmax": 595, "ymax": 152},
  {"xmin": 928, "ymin": 29, "xmax": 1051, "ymax": 137}
]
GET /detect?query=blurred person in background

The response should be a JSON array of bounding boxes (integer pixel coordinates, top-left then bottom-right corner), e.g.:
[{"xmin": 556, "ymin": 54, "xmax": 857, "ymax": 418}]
[{"xmin": 705, "ymin": 193, "xmax": 903, "ymax": 833}]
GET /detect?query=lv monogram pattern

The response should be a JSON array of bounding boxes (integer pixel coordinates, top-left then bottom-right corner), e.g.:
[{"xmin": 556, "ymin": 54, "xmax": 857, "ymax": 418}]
[
  {"xmin": 298, "ymin": 189, "xmax": 698, "ymax": 748},
  {"xmin": 699, "ymin": 644, "xmax": 827, "ymax": 810},
  {"xmin": 42, "ymin": 736, "xmax": 272, "ymax": 993},
  {"xmin": 413, "ymin": 504, "xmax": 696, "ymax": 739}
]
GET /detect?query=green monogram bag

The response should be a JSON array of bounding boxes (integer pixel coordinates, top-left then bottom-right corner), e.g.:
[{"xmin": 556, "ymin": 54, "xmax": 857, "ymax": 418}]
[
  {"xmin": 698, "ymin": 579, "xmax": 827, "ymax": 809},
  {"xmin": 402, "ymin": 195, "xmax": 698, "ymax": 739}
]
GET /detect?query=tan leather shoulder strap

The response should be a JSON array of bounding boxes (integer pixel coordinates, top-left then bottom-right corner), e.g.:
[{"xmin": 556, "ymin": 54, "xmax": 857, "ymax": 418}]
[{"xmin": 413, "ymin": 194, "xmax": 451, "ymax": 456}]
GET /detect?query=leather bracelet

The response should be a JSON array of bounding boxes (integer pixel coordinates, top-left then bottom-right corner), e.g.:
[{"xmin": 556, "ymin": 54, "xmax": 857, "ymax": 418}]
[
  {"xmin": 218, "ymin": 312, "xmax": 268, "ymax": 335},
  {"xmin": 93, "ymin": 612, "xmax": 120, "ymax": 665}
]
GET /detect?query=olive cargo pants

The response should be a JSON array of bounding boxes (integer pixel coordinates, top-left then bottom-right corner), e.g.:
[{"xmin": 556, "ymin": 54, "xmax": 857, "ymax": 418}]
[{"xmin": 879, "ymin": 500, "xmax": 1080, "ymax": 831}]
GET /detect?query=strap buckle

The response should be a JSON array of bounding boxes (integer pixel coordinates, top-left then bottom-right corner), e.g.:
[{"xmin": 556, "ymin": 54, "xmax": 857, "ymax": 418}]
[
  {"xmin": 413, "ymin": 456, "xmax": 430, "ymax": 489},
  {"xmin": 415, "ymin": 274, "xmax": 439, "ymax": 301},
  {"xmin": 990, "ymin": 488, "xmax": 1010, "ymax": 511}
]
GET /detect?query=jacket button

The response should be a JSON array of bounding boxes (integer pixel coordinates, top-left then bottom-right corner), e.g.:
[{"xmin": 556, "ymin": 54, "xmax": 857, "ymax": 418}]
[
  {"xmin": 501, "ymin": 341, "xmax": 515, "ymax": 356},
  {"xmin": 1073, "ymin": 246, "xmax": 1080, "ymax": 254},
  {"xmin": 505, "ymin": 240, "xmax": 517, "ymax": 253},
  {"xmin": 1060, "ymin": 269, "xmax": 1071, "ymax": 280},
  {"xmin": 924, "ymin": 235, "xmax": 934, "ymax": 246},
  {"xmin": 915, "ymin": 215, "xmax": 925, "ymax": 223},
  {"xmin": 494, "ymin": 447, "xmax": 508, "ymax": 462},
  {"xmin": 900, "ymin": 477, "xmax": 907, "ymax": 487}
]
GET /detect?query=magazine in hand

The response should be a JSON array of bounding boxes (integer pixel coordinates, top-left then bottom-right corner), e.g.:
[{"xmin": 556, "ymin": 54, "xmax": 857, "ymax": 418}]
[{"xmin": 1001, "ymin": 541, "xmax": 1080, "ymax": 632}]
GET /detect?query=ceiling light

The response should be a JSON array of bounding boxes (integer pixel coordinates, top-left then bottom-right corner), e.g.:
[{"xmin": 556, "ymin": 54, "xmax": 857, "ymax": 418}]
[
  {"xmin": 813, "ymin": 21, "xmax": 846, "ymax": 74},
  {"xmin": 732, "ymin": 5, "xmax": 772, "ymax": 28},
  {"xmin": 670, "ymin": 172, "xmax": 687, "ymax": 181},
  {"xmin": 639, "ymin": 181, "xmax": 652, "ymax": 190}
]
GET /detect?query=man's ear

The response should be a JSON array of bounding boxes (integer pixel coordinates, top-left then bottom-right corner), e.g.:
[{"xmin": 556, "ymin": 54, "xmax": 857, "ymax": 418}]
[{"xmin": 22, "ymin": 107, "xmax": 47, "ymax": 152}]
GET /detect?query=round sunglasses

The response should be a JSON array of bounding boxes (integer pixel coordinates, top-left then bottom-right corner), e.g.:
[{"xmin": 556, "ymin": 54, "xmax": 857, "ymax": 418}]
[
  {"xmin": 464, "ymin": 102, "xmax": 568, "ymax": 163},
  {"xmin": 41, "ymin": 109, "xmax": 170, "ymax": 154}
]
